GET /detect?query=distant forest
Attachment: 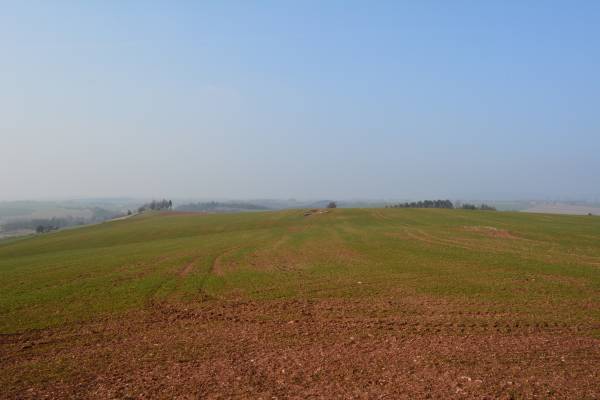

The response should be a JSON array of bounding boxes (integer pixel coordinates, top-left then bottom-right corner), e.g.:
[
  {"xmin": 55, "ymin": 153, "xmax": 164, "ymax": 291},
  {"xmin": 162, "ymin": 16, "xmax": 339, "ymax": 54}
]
[
  {"xmin": 176, "ymin": 201, "xmax": 269, "ymax": 213},
  {"xmin": 386, "ymin": 200, "xmax": 496, "ymax": 211}
]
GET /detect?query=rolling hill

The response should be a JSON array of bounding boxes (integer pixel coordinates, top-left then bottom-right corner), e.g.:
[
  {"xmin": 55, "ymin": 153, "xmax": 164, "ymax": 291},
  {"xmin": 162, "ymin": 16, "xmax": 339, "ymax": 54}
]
[{"xmin": 1, "ymin": 209, "xmax": 599, "ymax": 398}]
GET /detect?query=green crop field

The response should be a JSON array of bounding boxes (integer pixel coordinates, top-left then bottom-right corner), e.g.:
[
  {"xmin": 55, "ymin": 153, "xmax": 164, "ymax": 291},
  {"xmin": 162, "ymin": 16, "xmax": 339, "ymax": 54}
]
[
  {"xmin": 2, "ymin": 209, "xmax": 600, "ymax": 398},
  {"xmin": 1, "ymin": 208, "xmax": 599, "ymax": 334}
]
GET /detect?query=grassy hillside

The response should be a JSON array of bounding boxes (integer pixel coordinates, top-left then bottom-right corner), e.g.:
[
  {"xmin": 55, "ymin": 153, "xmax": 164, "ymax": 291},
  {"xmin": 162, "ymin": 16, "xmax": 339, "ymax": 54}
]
[{"xmin": 1, "ymin": 208, "xmax": 600, "ymax": 334}]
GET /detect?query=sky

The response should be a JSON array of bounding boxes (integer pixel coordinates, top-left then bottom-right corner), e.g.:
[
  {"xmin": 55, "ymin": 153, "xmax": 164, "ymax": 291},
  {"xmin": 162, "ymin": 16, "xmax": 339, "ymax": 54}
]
[{"xmin": 1, "ymin": 1, "xmax": 599, "ymax": 201}]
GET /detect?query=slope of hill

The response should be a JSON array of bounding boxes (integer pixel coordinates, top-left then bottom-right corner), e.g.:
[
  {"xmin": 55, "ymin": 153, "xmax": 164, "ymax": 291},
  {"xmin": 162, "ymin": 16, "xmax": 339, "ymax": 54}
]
[{"xmin": 1, "ymin": 209, "xmax": 599, "ymax": 398}]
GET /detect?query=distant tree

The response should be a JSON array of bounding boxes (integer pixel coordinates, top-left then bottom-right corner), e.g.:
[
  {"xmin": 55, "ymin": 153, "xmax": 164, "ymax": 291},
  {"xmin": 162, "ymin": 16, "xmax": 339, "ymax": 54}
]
[
  {"xmin": 127, "ymin": 210, "xmax": 132, "ymax": 216},
  {"xmin": 461, "ymin": 203, "xmax": 496, "ymax": 211},
  {"xmin": 35, "ymin": 224, "xmax": 58, "ymax": 234},
  {"xmin": 137, "ymin": 199, "xmax": 172, "ymax": 213},
  {"xmin": 327, "ymin": 201, "xmax": 337, "ymax": 209},
  {"xmin": 390, "ymin": 199, "xmax": 454, "ymax": 209}
]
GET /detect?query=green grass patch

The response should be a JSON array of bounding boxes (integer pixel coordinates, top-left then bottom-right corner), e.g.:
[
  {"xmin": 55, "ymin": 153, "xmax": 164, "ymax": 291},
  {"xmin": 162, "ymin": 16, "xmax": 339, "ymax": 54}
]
[{"xmin": 1, "ymin": 208, "xmax": 599, "ymax": 332}]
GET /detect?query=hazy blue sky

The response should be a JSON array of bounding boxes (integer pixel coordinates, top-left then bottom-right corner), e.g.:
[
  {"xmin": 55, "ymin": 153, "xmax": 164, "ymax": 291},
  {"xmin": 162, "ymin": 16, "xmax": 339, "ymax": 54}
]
[{"xmin": 2, "ymin": 1, "xmax": 599, "ymax": 201}]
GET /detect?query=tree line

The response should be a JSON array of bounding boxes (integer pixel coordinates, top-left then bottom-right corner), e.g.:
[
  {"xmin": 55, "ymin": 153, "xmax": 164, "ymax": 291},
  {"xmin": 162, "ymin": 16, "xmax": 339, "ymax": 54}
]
[
  {"xmin": 137, "ymin": 199, "xmax": 173, "ymax": 213},
  {"xmin": 459, "ymin": 203, "xmax": 496, "ymax": 211},
  {"xmin": 386, "ymin": 200, "xmax": 496, "ymax": 211},
  {"xmin": 387, "ymin": 200, "xmax": 454, "ymax": 209}
]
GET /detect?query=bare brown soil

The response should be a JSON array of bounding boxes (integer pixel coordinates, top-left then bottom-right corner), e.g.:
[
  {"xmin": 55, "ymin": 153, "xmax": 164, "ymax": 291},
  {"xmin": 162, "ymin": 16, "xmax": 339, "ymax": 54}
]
[
  {"xmin": 304, "ymin": 209, "xmax": 330, "ymax": 217},
  {"xmin": 463, "ymin": 226, "xmax": 519, "ymax": 240},
  {"xmin": 178, "ymin": 258, "xmax": 200, "ymax": 278},
  {"xmin": 1, "ymin": 298, "xmax": 599, "ymax": 399}
]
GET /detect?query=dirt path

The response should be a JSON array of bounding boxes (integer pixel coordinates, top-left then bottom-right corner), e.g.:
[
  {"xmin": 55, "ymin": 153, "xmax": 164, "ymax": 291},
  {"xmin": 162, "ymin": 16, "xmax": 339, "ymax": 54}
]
[
  {"xmin": 1, "ymin": 298, "xmax": 599, "ymax": 399},
  {"xmin": 178, "ymin": 257, "xmax": 200, "ymax": 278},
  {"xmin": 212, "ymin": 246, "xmax": 243, "ymax": 276}
]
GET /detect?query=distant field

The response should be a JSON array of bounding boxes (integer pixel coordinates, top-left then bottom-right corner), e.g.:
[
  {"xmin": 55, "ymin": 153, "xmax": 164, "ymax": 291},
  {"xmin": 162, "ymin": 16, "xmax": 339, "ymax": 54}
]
[
  {"xmin": 0, "ymin": 229, "xmax": 34, "ymax": 240},
  {"xmin": 524, "ymin": 203, "xmax": 600, "ymax": 215},
  {"xmin": 1, "ymin": 209, "xmax": 599, "ymax": 398}
]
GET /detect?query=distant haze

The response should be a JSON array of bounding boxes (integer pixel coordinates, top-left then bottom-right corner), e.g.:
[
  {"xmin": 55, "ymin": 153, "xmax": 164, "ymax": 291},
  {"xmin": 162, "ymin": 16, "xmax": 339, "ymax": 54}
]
[{"xmin": 1, "ymin": 2, "xmax": 599, "ymax": 201}]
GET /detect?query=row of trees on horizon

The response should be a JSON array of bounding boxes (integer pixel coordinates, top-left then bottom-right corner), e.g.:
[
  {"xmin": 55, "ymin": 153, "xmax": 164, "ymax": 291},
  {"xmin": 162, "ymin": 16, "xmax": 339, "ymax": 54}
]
[
  {"xmin": 386, "ymin": 200, "xmax": 496, "ymax": 211},
  {"xmin": 137, "ymin": 199, "xmax": 173, "ymax": 213},
  {"xmin": 387, "ymin": 200, "xmax": 454, "ymax": 209}
]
